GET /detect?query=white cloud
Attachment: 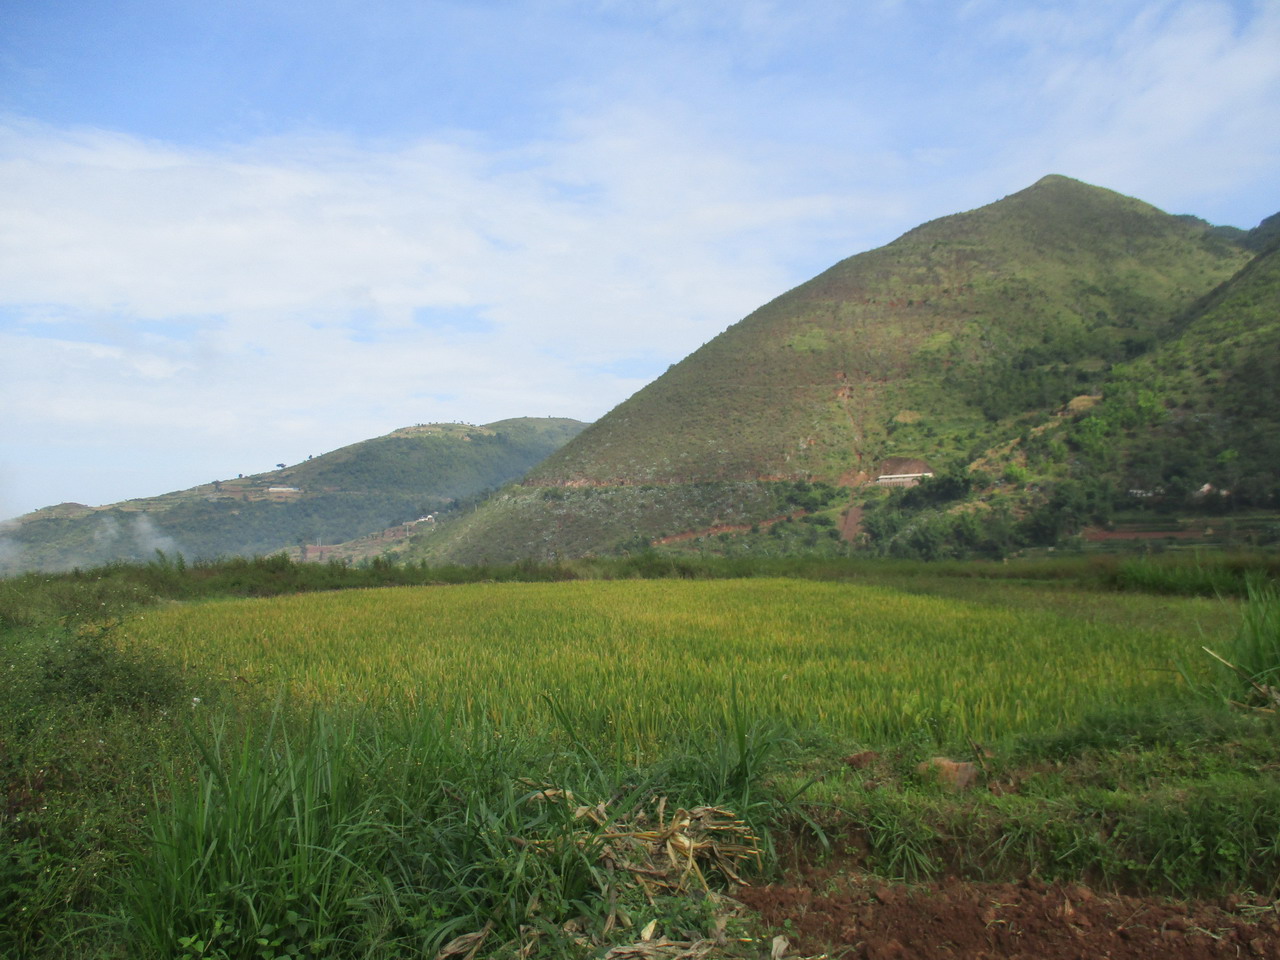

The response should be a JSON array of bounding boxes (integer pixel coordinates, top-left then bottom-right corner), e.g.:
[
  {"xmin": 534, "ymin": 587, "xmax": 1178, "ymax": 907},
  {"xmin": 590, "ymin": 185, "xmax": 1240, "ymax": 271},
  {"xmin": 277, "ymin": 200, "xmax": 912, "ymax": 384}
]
[
  {"xmin": 978, "ymin": 0, "xmax": 1280, "ymax": 218},
  {"xmin": 0, "ymin": 110, "xmax": 884, "ymax": 512},
  {"xmin": 1, "ymin": 112, "xmax": 863, "ymax": 354},
  {"xmin": 1, "ymin": 0, "xmax": 1277, "ymax": 517}
]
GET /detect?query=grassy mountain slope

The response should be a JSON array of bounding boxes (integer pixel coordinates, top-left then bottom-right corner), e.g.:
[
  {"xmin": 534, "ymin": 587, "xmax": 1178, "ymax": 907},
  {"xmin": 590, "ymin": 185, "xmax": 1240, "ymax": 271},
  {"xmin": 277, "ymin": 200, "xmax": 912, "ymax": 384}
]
[
  {"xmin": 1039, "ymin": 241, "xmax": 1280, "ymax": 507},
  {"xmin": 855, "ymin": 241, "xmax": 1280, "ymax": 558},
  {"xmin": 401, "ymin": 480, "xmax": 847, "ymax": 565},
  {"xmin": 415, "ymin": 177, "xmax": 1256, "ymax": 563},
  {"xmin": 1243, "ymin": 211, "xmax": 1280, "ymax": 251},
  {"xmin": 3, "ymin": 418, "xmax": 586, "ymax": 571},
  {"xmin": 525, "ymin": 176, "xmax": 1248, "ymax": 487}
]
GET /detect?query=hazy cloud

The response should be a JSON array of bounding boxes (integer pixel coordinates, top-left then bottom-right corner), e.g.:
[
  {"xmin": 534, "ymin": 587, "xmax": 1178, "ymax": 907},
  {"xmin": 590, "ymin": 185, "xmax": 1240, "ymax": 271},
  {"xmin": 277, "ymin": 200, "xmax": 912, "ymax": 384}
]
[
  {"xmin": 0, "ymin": 535, "xmax": 20, "ymax": 572},
  {"xmin": 130, "ymin": 513, "xmax": 184, "ymax": 559},
  {"xmin": 0, "ymin": 109, "xmax": 872, "ymax": 511},
  {"xmin": 1, "ymin": 0, "xmax": 1277, "ymax": 516},
  {"xmin": 980, "ymin": 0, "xmax": 1280, "ymax": 212}
]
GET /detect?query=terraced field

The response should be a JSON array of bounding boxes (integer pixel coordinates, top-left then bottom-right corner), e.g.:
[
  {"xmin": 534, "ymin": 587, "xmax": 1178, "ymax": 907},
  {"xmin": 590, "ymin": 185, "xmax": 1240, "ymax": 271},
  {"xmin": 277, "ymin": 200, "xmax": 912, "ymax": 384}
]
[{"xmin": 126, "ymin": 577, "xmax": 1226, "ymax": 747}]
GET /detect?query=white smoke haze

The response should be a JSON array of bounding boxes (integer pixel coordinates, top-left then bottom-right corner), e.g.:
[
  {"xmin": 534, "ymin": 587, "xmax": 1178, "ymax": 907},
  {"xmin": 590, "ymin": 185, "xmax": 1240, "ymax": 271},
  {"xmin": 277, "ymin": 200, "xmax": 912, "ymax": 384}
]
[
  {"xmin": 129, "ymin": 514, "xmax": 185, "ymax": 561},
  {"xmin": 0, "ymin": 535, "xmax": 22, "ymax": 574},
  {"xmin": 92, "ymin": 515, "xmax": 123, "ymax": 549},
  {"xmin": 82, "ymin": 512, "xmax": 186, "ymax": 565},
  {"xmin": 0, "ymin": 512, "xmax": 186, "ymax": 576}
]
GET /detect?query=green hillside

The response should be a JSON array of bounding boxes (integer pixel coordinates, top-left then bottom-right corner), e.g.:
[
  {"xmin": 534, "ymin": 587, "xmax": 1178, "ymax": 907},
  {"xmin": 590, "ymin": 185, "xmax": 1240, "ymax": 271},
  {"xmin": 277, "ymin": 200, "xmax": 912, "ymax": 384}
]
[
  {"xmin": 525, "ymin": 175, "xmax": 1248, "ymax": 486},
  {"xmin": 816, "ymin": 241, "xmax": 1280, "ymax": 559},
  {"xmin": 1074, "ymin": 244, "xmax": 1279, "ymax": 499},
  {"xmin": 1029, "ymin": 243, "xmax": 1280, "ymax": 514},
  {"xmin": 400, "ymin": 480, "xmax": 847, "ymax": 566},
  {"xmin": 414, "ymin": 177, "xmax": 1263, "ymax": 563},
  {"xmin": 3, "ymin": 418, "xmax": 586, "ymax": 571},
  {"xmin": 1243, "ymin": 211, "xmax": 1280, "ymax": 251}
]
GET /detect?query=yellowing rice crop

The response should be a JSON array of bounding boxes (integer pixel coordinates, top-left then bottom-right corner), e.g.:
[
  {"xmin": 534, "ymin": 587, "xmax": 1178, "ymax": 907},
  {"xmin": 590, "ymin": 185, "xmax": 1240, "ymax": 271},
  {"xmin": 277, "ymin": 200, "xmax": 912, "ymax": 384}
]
[{"xmin": 123, "ymin": 578, "xmax": 1215, "ymax": 744}]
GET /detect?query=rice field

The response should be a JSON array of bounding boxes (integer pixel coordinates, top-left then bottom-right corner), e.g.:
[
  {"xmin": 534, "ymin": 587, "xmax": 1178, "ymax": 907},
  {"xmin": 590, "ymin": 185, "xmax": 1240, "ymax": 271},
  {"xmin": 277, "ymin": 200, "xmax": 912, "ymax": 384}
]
[
  {"xmin": 122, "ymin": 578, "xmax": 1225, "ymax": 746},
  {"xmin": 6, "ymin": 565, "xmax": 1272, "ymax": 959}
]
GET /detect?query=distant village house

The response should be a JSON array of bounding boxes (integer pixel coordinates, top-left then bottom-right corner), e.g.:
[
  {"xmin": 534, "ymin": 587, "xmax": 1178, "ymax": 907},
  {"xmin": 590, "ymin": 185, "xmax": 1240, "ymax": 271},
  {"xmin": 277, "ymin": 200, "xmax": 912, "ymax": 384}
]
[
  {"xmin": 873, "ymin": 457, "xmax": 934, "ymax": 488},
  {"xmin": 875, "ymin": 472, "xmax": 934, "ymax": 487}
]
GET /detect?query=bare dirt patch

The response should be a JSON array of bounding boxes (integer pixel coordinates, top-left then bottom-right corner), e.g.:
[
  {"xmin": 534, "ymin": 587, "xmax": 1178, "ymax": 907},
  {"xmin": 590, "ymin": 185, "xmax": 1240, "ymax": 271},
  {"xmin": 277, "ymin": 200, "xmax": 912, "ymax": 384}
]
[
  {"xmin": 838, "ymin": 506, "xmax": 863, "ymax": 542},
  {"xmin": 738, "ymin": 873, "xmax": 1280, "ymax": 959}
]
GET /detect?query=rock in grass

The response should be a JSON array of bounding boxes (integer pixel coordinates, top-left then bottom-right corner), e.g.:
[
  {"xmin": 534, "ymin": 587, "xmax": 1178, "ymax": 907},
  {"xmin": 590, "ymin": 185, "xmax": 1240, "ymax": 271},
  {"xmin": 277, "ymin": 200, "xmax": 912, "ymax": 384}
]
[
  {"xmin": 843, "ymin": 750, "xmax": 880, "ymax": 769},
  {"xmin": 917, "ymin": 757, "xmax": 979, "ymax": 791}
]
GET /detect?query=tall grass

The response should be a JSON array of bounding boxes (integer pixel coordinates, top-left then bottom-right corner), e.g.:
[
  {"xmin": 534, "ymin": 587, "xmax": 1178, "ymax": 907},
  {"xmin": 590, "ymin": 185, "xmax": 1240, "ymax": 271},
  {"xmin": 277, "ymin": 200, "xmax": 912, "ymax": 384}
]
[
  {"xmin": 117, "ymin": 701, "xmax": 783, "ymax": 960},
  {"xmin": 1230, "ymin": 579, "xmax": 1280, "ymax": 690},
  {"xmin": 1104, "ymin": 553, "xmax": 1279, "ymax": 598},
  {"xmin": 1195, "ymin": 578, "xmax": 1280, "ymax": 710}
]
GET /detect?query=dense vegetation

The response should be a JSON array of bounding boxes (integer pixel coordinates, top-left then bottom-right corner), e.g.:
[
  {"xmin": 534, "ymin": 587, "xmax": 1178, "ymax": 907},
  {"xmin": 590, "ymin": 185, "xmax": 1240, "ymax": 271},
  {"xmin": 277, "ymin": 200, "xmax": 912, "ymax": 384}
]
[
  {"xmin": 4, "ymin": 418, "xmax": 585, "ymax": 573},
  {"xmin": 1048, "ymin": 242, "xmax": 1280, "ymax": 510},
  {"xmin": 3, "ymin": 551, "xmax": 1280, "ymax": 958},
  {"xmin": 850, "ymin": 242, "xmax": 1280, "ymax": 560}
]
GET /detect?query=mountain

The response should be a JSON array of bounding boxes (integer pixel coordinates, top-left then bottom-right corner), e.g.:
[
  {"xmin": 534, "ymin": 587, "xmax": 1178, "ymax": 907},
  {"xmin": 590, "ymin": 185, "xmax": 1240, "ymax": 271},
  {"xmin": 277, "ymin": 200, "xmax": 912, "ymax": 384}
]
[
  {"xmin": 1083, "ymin": 242, "xmax": 1278, "ymax": 493},
  {"xmin": 410, "ymin": 176, "xmax": 1264, "ymax": 564},
  {"xmin": 859, "ymin": 241, "xmax": 1280, "ymax": 558},
  {"xmin": 1244, "ymin": 212, "xmax": 1280, "ymax": 252},
  {"xmin": 1025, "ymin": 241, "xmax": 1280, "ymax": 514},
  {"xmin": 2, "ymin": 418, "xmax": 587, "ymax": 572}
]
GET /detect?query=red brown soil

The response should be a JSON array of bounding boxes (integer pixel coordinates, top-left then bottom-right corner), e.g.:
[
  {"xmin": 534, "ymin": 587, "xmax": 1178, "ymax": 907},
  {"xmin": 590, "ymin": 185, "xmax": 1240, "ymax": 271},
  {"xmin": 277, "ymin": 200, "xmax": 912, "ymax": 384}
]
[
  {"xmin": 738, "ymin": 873, "xmax": 1280, "ymax": 959},
  {"xmin": 839, "ymin": 506, "xmax": 864, "ymax": 542}
]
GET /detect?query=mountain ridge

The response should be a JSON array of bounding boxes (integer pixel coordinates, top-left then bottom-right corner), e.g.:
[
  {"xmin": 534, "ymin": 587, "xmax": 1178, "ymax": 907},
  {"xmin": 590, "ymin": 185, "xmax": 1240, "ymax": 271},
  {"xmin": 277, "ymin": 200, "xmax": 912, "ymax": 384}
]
[
  {"xmin": 3, "ymin": 417, "xmax": 587, "ymax": 571},
  {"xmin": 522, "ymin": 175, "xmax": 1249, "ymax": 488},
  {"xmin": 411, "ymin": 176, "xmax": 1271, "ymax": 564}
]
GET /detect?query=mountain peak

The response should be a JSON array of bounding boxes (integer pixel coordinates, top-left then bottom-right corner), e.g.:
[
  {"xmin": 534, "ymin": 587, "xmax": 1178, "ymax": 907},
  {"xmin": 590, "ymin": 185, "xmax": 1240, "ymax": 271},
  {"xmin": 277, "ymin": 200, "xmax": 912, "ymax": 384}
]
[
  {"xmin": 1014, "ymin": 174, "xmax": 1134, "ymax": 204},
  {"xmin": 1029, "ymin": 173, "xmax": 1082, "ymax": 188},
  {"xmin": 411, "ymin": 177, "xmax": 1266, "ymax": 563},
  {"xmin": 503, "ymin": 176, "xmax": 1251, "ymax": 509}
]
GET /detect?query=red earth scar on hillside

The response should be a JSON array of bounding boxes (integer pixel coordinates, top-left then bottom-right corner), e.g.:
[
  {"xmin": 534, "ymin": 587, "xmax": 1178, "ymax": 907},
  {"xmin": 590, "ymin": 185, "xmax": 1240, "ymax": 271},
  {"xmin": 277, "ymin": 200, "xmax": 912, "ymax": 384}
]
[{"xmin": 839, "ymin": 506, "xmax": 864, "ymax": 541}]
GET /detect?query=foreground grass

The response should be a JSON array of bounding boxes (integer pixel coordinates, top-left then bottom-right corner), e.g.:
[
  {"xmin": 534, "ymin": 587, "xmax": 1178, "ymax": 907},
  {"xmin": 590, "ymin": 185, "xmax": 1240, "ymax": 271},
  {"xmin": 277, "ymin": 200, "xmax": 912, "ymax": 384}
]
[
  {"xmin": 1, "ymin": 553, "xmax": 1277, "ymax": 958},
  {"xmin": 2, "ymin": 634, "xmax": 783, "ymax": 960},
  {"xmin": 776, "ymin": 699, "xmax": 1280, "ymax": 896},
  {"xmin": 121, "ymin": 704, "xmax": 781, "ymax": 960}
]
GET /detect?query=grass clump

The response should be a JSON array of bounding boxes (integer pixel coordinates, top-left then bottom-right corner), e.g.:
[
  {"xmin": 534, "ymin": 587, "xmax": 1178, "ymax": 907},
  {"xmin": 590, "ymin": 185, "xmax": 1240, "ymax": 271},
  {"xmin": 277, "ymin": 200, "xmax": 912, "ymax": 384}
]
[
  {"xmin": 1104, "ymin": 553, "xmax": 1280, "ymax": 598},
  {"xmin": 0, "ymin": 619, "xmax": 197, "ymax": 958},
  {"xmin": 780, "ymin": 698, "xmax": 1280, "ymax": 897},
  {"xmin": 117, "ymin": 703, "xmax": 781, "ymax": 960},
  {"xmin": 1223, "ymin": 578, "xmax": 1280, "ymax": 694}
]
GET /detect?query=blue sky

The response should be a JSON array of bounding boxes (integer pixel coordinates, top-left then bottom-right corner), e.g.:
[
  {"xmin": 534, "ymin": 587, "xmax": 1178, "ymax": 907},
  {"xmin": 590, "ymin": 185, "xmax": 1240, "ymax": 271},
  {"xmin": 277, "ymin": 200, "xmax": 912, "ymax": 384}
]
[{"xmin": 1, "ymin": 0, "xmax": 1278, "ymax": 519}]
